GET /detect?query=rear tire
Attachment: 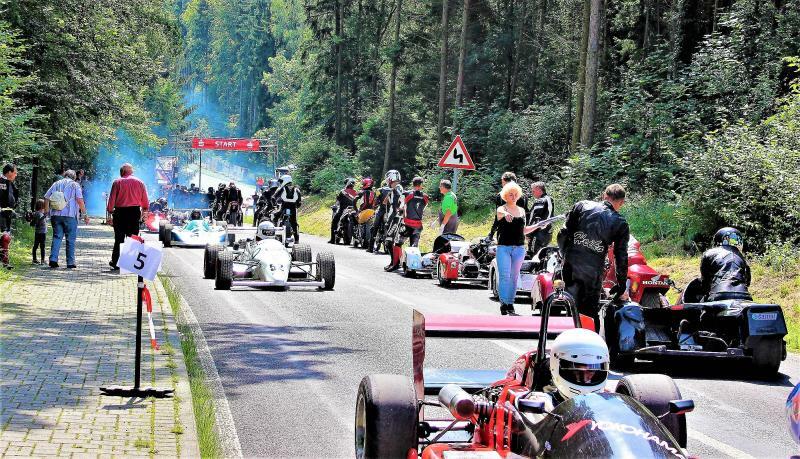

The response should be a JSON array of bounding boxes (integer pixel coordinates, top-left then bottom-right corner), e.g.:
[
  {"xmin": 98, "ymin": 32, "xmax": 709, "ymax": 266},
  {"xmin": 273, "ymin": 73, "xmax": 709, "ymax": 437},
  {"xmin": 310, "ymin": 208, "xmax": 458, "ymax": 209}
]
[
  {"xmin": 355, "ymin": 374, "xmax": 418, "ymax": 459},
  {"xmin": 615, "ymin": 374, "xmax": 687, "ymax": 448},
  {"xmin": 750, "ymin": 336, "xmax": 783, "ymax": 379},
  {"xmin": 640, "ymin": 290, "xmax": 662, "ymax": 309},
  {"xmin": 343, "ymin": 221, "xmax": 353, "ymax": 246},
  {"xmin": 317, "ymin": 252, "xmax": 336, "ymax": 290},
  {"xmin": 403, "ymin": 263, "xmax": 416, "ymax": 278},
  {"xmin": 163, "ymin": 224, "xmax": 173, "ymax": 247},
  {"xmin": 437, "ymin": 261, "xmax": 451, "ymax": 287},
  {"xmin": 293, "ymin": 243, "xmax": 312, "ymax": 263},
  {"xmin": 215, "ymin": 251, "xmax": 234, "ymax": 290},
  {"xmin": 203, "ymin": 244, "xmax": 222, "ymax": 279}
]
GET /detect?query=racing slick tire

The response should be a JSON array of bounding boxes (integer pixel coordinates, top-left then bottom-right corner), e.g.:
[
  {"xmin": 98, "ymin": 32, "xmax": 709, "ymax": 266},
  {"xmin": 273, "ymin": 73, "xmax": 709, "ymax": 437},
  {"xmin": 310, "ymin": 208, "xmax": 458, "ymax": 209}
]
[
  {"xmin": 355, "ymin": 374, "xmax": 418, "ymax": 459},
  {"xmin": 640, "ymin": 290, "xmax": 662, "ymax": 309},
  {"xmin": 203, "ymin": 244, "xmax": 223, "ymax": 279},
  {"xmin": 215, "ymin": 251, "xmax": 234, "ymax": 290},
  {"xmin": 292, "ymin": 243, "xmax": 313, "ymax": 263},
  {"xmin": 158, "ymin": 222, "xmax": 166, "ymax": 242},
  {"xmin": 615, "ymin": 374, "xmax": 687, "ymax": 448},
  {"xmin": 163, "ymin": 224, "xmax": 173, "ymax": 247},
  {"xmin": 316, "ymin": 252, "xmax": 336, "ymax": 290},
  {"xmin": 750, "ymin": 336, "xmax": 783, "ymax": 379},
  {"xmin": 436, "ymin": 261, "xmax": 451, "ymax": 287},
  {"xmin": 402, "ymin": 263, "xmax": 416, "ymax": 278}
]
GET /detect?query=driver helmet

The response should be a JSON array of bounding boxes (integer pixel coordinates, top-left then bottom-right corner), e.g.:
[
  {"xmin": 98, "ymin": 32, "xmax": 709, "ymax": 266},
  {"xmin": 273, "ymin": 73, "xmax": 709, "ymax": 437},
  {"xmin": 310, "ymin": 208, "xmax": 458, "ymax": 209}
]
[
  {"xmin": 228, "ymin": 181, "xmax": 236, "ymax": 189},
  {"xmin": 218, "ymin": 183, "xmax": 225, "ymax": 190},
  {"xmin": 268, "ymin": 178, "xmax": 279, "ymax": 189},
  {"xmin": 385, "ymin": 169, "xmax": 401, "ymax": 183},
  {"xmin": 190, "ymin": 209, "xmax": 202, "ymax": 220},
  {"xmin": 713, "ymin": 227, "xmax": 743, "ymax": 248},
  {"xmin": 549, "ymin": 328, "xmax": 609, "ymax": 399},
  {"xmin": 157, "ymin": 197, "xmax": 167, "ymax": 206},
  {"xmin": 256, "ymin": 221, "xmax": 277, "ymax": 241},
  {"xmin": 280, "ymin": 174, "xmax": 293, "ymax": 185},
  {"xmin": 344, "ymin": 177, "xmax": 356, "ymax": 189},
  {"xmin": 361, "ymin": 178, "xmax": 374, "ymax": 189}
]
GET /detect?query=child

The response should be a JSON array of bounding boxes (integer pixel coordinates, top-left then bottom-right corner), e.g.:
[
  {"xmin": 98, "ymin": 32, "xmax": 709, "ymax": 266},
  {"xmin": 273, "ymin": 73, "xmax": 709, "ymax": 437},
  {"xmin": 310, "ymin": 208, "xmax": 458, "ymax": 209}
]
[{"xmin": 31, "ymin": 199, "xmax": 47, "ymax": 264}]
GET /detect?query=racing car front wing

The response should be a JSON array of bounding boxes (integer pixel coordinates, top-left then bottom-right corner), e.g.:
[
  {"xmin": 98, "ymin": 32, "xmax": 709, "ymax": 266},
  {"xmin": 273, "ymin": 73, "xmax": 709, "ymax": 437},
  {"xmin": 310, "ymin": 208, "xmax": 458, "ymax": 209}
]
[{"xmin": 229, "ymin": 279, "xmax": 326, "ymax": 288}]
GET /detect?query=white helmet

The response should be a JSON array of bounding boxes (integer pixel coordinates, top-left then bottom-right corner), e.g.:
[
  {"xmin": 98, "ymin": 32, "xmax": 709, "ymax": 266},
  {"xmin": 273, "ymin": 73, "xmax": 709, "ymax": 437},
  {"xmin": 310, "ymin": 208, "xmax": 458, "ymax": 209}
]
[
  {"xmin": 549, "ymin": 328, "xmax": 609, "ymax": 399},
  {"xmin": 385, "ymin": 169, "xmax": 401, "ymax": 183},
  {"xmin": 256, "ymin": 221, "xmax": 276, "ymax": 241},
  {"xmin": 280, "ymin": 174, "xmax": 293, "ymax": 185}
]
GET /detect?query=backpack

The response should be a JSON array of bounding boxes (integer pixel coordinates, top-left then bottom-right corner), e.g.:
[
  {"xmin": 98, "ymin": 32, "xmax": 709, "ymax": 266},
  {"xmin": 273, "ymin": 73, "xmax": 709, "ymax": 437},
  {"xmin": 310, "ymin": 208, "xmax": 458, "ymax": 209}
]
[{"xmin": 49, "ymin": 190, "xmax": 67, "ymax": 211}]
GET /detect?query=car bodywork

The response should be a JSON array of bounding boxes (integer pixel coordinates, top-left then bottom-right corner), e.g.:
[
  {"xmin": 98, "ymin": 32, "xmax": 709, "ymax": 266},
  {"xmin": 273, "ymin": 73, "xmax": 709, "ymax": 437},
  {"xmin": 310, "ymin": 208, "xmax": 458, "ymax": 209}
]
[{"xmin": 435, "ymin": 236, "xmax": 495, "ymax": 286}]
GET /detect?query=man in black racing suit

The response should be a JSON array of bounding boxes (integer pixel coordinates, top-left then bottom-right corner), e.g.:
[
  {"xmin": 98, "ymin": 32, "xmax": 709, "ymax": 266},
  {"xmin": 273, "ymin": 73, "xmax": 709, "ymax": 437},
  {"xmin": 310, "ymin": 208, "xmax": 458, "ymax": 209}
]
[
  {"xmin": 382, "ymin": 170, "xmax": 404, "ymax": 270},
  {"xmin": 329, "ymin": 178, "xmax": 358, "ymax": 244},
  {"xmin": 559, "ymin": 184, "xmax": 630, "ymax": 331},
  {"xmin": 369, "ymin": 183, "xmax": 392, "ymax": 253},
  {"xmin": 254, "ymin": 179, "xmax": 279, "ymax": 226},
  {"xmin": 527, "ymin": 181, "xmax": 554, "ymax": 255},
  {"xmin": 700, "ymin": 227, "xmax": 752, "ymax": 302},
  {"xmin": 213, "ymin": 183, "xmax": 227, "ymax": 220},
  {"xmin": 275, "ymin": 175, "xmax": 302, "ymax": 241},
  {"xmin": 386, "ymin": 176, "xmax": 428, "ymax": 272}
]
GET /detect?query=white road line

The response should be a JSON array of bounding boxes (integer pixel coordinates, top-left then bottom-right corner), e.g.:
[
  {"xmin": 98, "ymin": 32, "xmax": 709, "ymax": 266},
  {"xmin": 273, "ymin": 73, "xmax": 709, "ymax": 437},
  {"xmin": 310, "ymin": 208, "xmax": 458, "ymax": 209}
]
[
  {"xmin": 489, "ymin": 340, "xmax": 527, "ymax": 355},
  {"xmin": 688, "ymin": 430, "xmax": 756, "ymax": 459}
]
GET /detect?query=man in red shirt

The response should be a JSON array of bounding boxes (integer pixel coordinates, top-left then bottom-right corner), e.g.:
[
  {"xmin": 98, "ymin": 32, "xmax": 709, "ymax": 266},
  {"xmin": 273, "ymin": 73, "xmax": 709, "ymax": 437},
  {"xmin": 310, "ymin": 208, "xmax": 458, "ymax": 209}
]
[{"xmin": 106, "ymin": 163, "xmax": 149, "ymax": 270}]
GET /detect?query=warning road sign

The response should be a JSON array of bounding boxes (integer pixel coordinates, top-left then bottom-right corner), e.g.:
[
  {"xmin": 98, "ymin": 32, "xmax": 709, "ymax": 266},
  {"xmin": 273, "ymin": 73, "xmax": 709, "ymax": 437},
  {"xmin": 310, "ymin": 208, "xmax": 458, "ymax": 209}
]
[{"xmin": 438, "ymin": 135, "xmax": 475, "ymax": 170}]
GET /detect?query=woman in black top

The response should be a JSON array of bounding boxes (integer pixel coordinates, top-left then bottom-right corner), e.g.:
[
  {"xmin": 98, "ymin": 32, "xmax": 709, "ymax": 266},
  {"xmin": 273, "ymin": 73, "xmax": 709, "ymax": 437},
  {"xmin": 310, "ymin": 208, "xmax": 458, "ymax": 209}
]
[{"xmin": 494, "ymin": 182, "xmax": 542, "ymax": 315}]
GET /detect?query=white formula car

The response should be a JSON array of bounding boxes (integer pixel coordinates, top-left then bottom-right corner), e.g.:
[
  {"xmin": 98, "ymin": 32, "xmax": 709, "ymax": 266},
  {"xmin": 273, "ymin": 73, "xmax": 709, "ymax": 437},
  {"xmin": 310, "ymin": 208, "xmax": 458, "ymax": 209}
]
[
  {"xmin": 159, "ymin": 217, "xmax": 228, "ymax": 248},
  {"xmin": 204, "ymin": 222, "xmax": 335, "ymax": 291}
]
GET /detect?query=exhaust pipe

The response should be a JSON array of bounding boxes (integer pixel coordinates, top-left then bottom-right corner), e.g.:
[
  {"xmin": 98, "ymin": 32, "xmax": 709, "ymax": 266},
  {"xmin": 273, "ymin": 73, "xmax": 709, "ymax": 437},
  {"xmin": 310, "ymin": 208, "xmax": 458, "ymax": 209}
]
[{"xmin": 438, "ymin": 384, "xmax": 475, "ymax": 420}]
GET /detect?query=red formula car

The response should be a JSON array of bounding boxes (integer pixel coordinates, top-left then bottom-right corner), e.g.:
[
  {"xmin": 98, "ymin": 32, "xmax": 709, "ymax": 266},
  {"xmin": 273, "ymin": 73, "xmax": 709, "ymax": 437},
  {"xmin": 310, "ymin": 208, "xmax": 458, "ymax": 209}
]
[
  {"xmin": 435, "ymin": 236, "xmax": 495, "ymax": 287},
  {"xmin": 142, "ymin": 211, "xmax": 168, "ymax": 233},
  {"xmin": 355, "ymin": 283, "xmax": 693, "ymax": 458}
]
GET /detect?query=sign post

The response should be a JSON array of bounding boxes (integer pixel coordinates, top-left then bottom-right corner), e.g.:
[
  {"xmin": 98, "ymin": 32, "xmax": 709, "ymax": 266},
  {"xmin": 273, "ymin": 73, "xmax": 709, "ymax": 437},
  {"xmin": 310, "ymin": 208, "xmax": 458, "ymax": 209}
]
[
  {"xmin": 437, "ymin": 135, "xmax": 475, "ymax": 194},
  {"xmin": 100, "ymin": 236, "xmax": 172, "ymax": 398}
]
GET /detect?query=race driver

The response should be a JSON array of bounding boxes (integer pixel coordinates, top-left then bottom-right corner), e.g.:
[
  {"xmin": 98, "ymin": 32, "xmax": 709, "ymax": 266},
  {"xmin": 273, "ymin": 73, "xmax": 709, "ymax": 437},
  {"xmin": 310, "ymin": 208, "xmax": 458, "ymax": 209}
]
[
  {"xmin": 329, "ymin": 178, "xmax": 358, "ymax": 244},
  {"xmin": 699, "ymin": 227, "xmax": 752, "ymax": 302}
]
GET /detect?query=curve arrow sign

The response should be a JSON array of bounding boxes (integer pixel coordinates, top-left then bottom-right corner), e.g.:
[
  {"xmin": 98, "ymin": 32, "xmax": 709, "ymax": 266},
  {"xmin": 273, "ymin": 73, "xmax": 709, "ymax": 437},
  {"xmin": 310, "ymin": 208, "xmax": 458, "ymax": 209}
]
[{"xmin": 438, "ymin": 135, "xmax": 475, "ymax": 170}]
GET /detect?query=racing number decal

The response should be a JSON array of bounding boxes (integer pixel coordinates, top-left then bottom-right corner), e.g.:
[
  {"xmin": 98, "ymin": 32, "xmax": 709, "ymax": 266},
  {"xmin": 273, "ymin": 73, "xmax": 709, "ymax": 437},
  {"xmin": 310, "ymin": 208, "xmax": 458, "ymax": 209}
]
[{"xmin": 134, "ymin": 252, "xmax": 148, "ymax": 270}]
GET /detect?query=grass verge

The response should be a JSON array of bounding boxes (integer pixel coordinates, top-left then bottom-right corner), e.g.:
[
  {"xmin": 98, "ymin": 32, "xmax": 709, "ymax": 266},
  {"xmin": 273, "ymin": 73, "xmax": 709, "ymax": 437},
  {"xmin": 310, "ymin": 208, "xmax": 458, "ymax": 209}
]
[
  {"xmin": 299, "ymin": 194, "xmax": 800, "ymax": 352},
  {"xmin": 159, "ymin": 274, "xmax": 221, "ymax": 459},
  {"xmin": 0, "ymin": 222, "xmax": 39, "ymax": 285}
]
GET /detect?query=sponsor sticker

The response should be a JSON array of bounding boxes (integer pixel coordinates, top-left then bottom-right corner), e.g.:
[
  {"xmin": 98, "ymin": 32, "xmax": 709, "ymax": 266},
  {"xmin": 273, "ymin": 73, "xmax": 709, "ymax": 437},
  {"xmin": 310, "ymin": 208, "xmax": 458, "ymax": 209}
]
[{"xmin": 752, "ymin": 313, "xmax": 778, "ymax": 321}]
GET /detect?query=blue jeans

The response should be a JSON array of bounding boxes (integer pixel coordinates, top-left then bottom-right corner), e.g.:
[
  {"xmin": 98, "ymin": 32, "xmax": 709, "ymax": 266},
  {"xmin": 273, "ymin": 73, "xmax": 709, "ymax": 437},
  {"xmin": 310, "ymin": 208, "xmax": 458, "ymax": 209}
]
[
  {"xmin": 50, "ymin": 216, "xmax": 78, "ymax": 265},
  {"xmin": 496, "ymin": 245, "xmax": 526, "ymax": 305}
]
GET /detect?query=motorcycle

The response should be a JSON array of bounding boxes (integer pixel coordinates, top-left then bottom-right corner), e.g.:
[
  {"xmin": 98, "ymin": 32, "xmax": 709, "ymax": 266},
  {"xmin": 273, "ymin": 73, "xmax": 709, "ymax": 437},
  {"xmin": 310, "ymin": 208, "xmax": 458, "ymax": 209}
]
[
  {"xmin": 332, "ymin": 205, "xmax": 357, "ymax": 245},
  {"xmin": 371, "ymin": 209, "xmax": 390, "ymax": 254},
  {"xmin": 275, "ymin": 207, "xmax": 296, "ymax": 243},
  {"xmin": 352, "ymin": 208, "xmax": 375, "ymax": 249}
]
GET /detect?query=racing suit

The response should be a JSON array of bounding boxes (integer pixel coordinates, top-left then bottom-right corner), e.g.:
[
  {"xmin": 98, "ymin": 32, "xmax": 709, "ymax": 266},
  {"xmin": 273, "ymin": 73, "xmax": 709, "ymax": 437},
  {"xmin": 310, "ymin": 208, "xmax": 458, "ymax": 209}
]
[
  {"xmin": 277, "ymin": 185, "xmax": 302, "ymax": 242},
  {"xmin": 488, "ymin": 191, "xmax": 528, "ymax": 241},
  {"xmin": 224, "ymin": 186, "xmax": 243, "ymax": 224},
  {"xmin": 383, "ymin": 184, "xmax": 405, "ymax": 270},
  {"xmin": 369, "ymin": 186, "xmax": 392, "ymax": 252},
  {"xmin": 700, "ymin": 246, "xmax": 752, "ymax": 301},
  {"xmin": 527, "ymin": 193, "xmax": 554, "ymax": 255},
  {"xmin": 559, "ymin": 200, "xmax": 630, "ymax": 331},
  {"xmin": 329, "ymin": 187, "xmax": 358, "ymax": 243},
  {"xmin": 0, "ymin": 174, "xmax": 18, "ymax": 233},
  {"xmin": 214, "ymin": 187, "xmax": 227, "ymax": 220},
  {"xmin": 399, "ymin": 189, "xmax": 429, "ymax": 248}
]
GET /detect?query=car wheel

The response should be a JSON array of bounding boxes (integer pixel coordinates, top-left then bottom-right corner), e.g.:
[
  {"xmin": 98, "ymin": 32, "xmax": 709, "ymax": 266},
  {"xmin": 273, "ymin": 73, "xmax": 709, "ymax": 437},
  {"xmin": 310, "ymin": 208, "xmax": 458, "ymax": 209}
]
[
  {"xmin": 640, "ymin": 290, "xmax": 662, "ymax": 309},
  {"xmin": 403, "ymin": 264, "xmax": 416, "ymax": 278},
  {"xmin": 437, "ymin": 261, "xmax": 451, "ymax": 287},
  {"xmin": 215, "ymin": 251, "xmax": 234, "ymax": 290},
  {"xmin": 163, "ymin": 224, "xmax": 173, "ymax": 247},
  {"xmin": 615, "ymin": 374, "xmax": 687, "ymax": 448},
  {"xmin": 158, "ymin": 222, "xmax": 166, "ymax": 242},
  {"xmin": 750, "ymin": 336, "xmax": 783, "ymax": 379},
  {"xmin": 292, "ymin": 243, "xmax": 312, "ymax": 263},
  {"xmin": 355, "ymin": 374, "xmax": 418, "ymax": 459},
  {"xmin": 203, "ymin": 244, "xmax": 221, "ymax": 279},
  {"xmin": 317, "ymin": 252, "xmax": 336, "ymax": 290},
  {"xmin": 489, "ymin": 268, "xmax": 499, "ymax": 299}
]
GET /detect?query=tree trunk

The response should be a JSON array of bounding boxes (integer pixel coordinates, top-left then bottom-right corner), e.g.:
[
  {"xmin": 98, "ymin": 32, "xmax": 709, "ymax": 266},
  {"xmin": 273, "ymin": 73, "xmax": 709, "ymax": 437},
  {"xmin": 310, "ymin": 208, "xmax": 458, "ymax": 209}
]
[
  {"xmin": 335, "ymin": 0, "xmax": 344, "ymax": 143},
  {"xmin": 508, "ymin": 0, "xmax": 525, "ymax": 109},
  {"xmin": 527, "ymin": 0, "xmax": 546, "ymax": 105},
  {"xmin": 383, "ymin": 0, "xmax": 403, "ymax": 176},
  {"xmin": 437, "ymin": 0, "xmax": 450, "ymax": 147},
  {"xmin": 455, "ymin": 0, "xmax": 470, "ymax": 107},
  {"xmin": 580, "ymin": 0, "xmax": 602, "ymax": 149},
  {"xmin": 570, "ymin": 0, "xmax": 590, "ymax": 153}
]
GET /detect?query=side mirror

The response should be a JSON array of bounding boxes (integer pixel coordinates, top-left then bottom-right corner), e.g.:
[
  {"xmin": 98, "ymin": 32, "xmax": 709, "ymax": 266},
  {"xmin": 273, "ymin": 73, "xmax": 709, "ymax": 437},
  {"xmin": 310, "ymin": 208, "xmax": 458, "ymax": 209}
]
[
  {"xmin": 516, "ymin": 399, "xmax": 545, "ymax": 415},
  {"xmin": 668, "ymin": 399, "xmax": 694, "ymax": 415}
]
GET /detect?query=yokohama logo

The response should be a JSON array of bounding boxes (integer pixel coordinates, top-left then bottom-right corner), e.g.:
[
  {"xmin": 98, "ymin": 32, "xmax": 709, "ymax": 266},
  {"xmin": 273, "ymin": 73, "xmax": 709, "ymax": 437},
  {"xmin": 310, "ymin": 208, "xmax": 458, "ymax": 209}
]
[{"xmin": 561, "ymin": 419, "xmax": 686, "ymax": 459}]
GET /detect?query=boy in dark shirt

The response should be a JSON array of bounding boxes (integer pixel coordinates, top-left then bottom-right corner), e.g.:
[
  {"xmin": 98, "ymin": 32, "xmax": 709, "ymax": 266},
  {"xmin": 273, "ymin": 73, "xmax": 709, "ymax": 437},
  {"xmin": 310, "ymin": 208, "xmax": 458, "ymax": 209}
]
[{"xmin": 31, "ymin": 199, "xmax": 48, "ymax": 264}]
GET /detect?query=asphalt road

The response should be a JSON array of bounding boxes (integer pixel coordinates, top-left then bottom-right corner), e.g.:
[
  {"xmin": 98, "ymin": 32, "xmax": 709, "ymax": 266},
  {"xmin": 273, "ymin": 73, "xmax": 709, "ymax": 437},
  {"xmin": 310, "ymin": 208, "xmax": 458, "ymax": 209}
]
[{"xmin": 157, "ymin": 231, "xmax": 800, "ymax": 458}]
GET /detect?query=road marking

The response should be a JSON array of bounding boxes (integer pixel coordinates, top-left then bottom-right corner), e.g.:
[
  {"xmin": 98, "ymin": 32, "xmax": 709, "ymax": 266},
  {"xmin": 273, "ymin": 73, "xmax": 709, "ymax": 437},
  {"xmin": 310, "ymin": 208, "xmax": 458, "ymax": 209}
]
[
  {"xmin": 688, "ymin": 429, "xmax": 756, "ymax": 459},
  {"xmin": 489, "ymin": 340, "xmax": 527, "ymax": 355}
]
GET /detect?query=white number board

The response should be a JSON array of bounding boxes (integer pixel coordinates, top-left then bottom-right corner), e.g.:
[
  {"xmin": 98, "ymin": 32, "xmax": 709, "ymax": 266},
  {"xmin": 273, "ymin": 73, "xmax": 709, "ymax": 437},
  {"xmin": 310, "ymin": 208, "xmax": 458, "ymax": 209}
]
[{"xmin": 118, "ymin": 237, "xmax": 163, "ymax": 280}]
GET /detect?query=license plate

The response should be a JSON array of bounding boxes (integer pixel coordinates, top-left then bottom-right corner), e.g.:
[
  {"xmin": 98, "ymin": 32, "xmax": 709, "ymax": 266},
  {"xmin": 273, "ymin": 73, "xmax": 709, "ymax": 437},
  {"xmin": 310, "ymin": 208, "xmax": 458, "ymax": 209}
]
[{"xmin": 680, "ymin": 344, "xmax": 703, "ymax": 351}]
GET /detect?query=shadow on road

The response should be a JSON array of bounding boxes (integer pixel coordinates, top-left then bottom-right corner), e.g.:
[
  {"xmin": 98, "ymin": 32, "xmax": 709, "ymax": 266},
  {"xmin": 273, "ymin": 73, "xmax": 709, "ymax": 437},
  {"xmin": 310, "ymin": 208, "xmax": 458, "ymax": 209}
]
[{"xmin": 626, "ymin": 359, "xmax": 794, "ymax": 387}]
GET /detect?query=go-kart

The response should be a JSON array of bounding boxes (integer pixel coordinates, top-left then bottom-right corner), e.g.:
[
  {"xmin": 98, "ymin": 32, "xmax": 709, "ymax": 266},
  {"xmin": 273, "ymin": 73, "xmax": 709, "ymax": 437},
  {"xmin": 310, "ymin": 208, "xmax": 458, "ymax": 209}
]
[
  {"xmin": 600, "ymin": 277, "xmax": 788, "ymax": 376},
  {"xmin": 355, "ymin": 282, "xmax": 694, "ymax": 458},
  {"xmin": 435, "ymin": 235, "xmax": 495, "ymax": 287},
  {"xmin": 400, "ymin": 234, "xmax": 463, "ymax": 278},
  {"xmin": 159, "ymin": 218, "xmax": 227, "ymax": 248},
  {"xmin": 206, "ymin": 232, "xmax": 335, "ymax": 291},
  {"xmin": 352, "ymin": 208, "xmax": 375, "ymax": 249}
]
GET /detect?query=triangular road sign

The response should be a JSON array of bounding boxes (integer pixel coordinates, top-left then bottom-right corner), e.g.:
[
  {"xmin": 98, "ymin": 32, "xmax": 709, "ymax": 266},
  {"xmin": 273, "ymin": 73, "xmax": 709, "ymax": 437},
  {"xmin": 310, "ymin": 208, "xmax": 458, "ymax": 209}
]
[{"xmin": 438, "ymin": 135, "xmax": 475, "ymax": 170}]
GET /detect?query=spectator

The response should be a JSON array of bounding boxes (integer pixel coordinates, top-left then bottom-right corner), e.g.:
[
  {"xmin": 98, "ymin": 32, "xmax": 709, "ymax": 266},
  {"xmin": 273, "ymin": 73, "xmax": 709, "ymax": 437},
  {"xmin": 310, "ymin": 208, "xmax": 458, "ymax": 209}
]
[
  {"xmin": 487, "ymin": 171, "xmax": 528, "ymax": 241},
  {"xmin": 43, "ymin": 170, "xmax": 89, "ymax": 269},
  {"xmin": 30, "ymin": 199, "xmax": 48, "ymax": 264},
  {"xmin": 107, "ymin": 163, "xmax": 149, "ymax": 271},
  {"xmin": 0, "ymin": 164, "xmax": 19, "ymax": 233},
  {"xmin": 437, "ymin": 179, "xmax": 459, "ymax": 234}
]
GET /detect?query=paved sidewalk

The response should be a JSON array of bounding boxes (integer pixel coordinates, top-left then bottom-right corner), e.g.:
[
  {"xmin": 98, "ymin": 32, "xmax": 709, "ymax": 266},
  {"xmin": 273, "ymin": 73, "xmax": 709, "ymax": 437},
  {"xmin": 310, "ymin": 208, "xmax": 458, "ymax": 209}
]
[{"xmin": 0, "ymin": 222, "xmax": 200, "ymax": 457}]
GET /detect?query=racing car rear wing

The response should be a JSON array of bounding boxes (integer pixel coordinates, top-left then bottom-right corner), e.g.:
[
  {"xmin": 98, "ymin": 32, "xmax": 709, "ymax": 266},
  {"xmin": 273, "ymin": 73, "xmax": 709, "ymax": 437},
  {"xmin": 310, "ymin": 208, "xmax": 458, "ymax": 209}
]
[{"xmin": 412, "ymin": 309, "xmax": 594, "ymax": 398}]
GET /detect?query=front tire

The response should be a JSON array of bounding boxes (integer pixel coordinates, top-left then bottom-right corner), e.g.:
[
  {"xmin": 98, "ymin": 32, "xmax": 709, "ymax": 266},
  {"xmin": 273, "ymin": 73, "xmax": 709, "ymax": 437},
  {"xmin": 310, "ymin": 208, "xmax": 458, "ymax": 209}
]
[
  {"xmin": 317, "ymin": 252, "xmax": 336, "ymax": 290},
  {"xmin": 615, "ymin": 374, "xmax": 687, "ymax": 448},
  {"xmin": 215, "ymin": 251, "xmax": 234, "ymax": 290},
  {"xmin": 292, "ymin": 243, "xmax": 312, "ymax": 263},
  {"xmin": 203, "ymin": 244, "xmax": 222, "ymax": 279},
  {"xmin": 163, "ymin": 224, "xmax": 173, "ymax": 248},
  {"xmin": 355, "ymin": 374, "xmax": 418, "ymax": 459}
]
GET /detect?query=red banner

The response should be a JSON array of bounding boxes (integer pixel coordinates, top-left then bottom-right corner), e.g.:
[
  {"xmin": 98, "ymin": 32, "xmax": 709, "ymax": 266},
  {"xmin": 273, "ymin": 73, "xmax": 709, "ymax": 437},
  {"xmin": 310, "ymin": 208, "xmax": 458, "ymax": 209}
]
[{"xmin": 191, "ymin": 137, "xmax": 261, "ymax": 151}]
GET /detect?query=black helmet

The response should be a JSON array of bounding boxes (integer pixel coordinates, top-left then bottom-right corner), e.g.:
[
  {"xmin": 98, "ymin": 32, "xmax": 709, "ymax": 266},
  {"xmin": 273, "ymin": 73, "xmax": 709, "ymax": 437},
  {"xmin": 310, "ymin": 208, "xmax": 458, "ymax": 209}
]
[
  {"xmin": 344, "ymin": 177, "xmax": 355, "ymax": 188},
  {"xmin": 713, "ymin": 227, "xmax": 743, "ymax": 248},
  {"xmin": 190, "ymin": 209, "xmax": 202, "ymax": 220}
]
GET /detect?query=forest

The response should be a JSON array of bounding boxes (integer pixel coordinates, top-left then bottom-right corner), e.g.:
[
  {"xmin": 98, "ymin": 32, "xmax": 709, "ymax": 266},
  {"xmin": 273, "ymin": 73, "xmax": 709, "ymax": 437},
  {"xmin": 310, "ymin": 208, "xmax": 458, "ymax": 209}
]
[{"xmin": 2, "ymin": 0, "xmax": 800, "ymax": 249}]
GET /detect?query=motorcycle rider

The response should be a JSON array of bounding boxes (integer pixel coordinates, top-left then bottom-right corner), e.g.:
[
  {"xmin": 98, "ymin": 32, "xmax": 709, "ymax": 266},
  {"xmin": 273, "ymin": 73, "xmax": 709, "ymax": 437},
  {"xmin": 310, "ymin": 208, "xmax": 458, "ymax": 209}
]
[
  {"xmin": 487, "ymin": 172, "xmax": 528, "ymax": 241},
  {"xmin": 699, "ymin": 227, "xmax": 752, "ymax": 302},
  {"xmin": 559, "ymin": 184, "xmax": 630, "ymax": 331},
  {"xmin": 254, "ymin": 179, "xmax": 279, "ymax": 226},
  {"xmin": 369, "ymin": 181, "xmax": 393, "ymax": 253},
  {"xmin": 224, "ymin": 181, "xmax": 243, "ymax": 224},
  {"xmin": 527, "ymin": 181, "xmax": 554, "ymax": 255},
  {"xmin": 213, "ymin": 183, "xmax": 227, "ymax": 220},
  {"xmin": 329, "ymin": 178, "xmax": 358, "ymax": 244},
  {"xmin": 354, "ymin": 178, "xmax": 377, "ymax": 249},
  {"xmin": 386, "ymin": 176, "xmax": 428, "ymax": 272},
  {"xmin": 382, "ymin": 170, "xmax": 405, "ymax": 270},
  {"xmin": 275, "ymin": 175, "xmax": 302, "ymax": 241}
]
